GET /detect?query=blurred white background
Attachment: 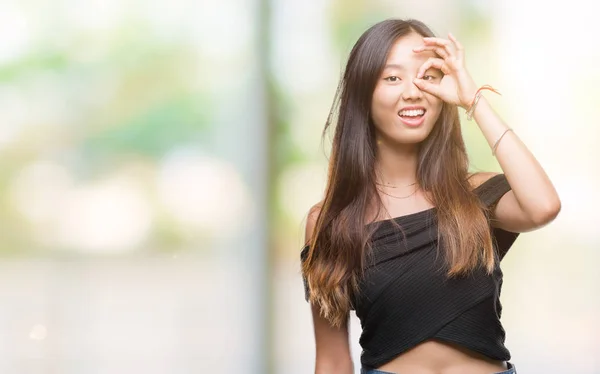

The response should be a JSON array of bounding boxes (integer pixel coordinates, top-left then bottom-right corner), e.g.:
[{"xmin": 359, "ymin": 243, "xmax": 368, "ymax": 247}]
[{"xmin": 0, "ymin": 0, "xmax": 598, "ymax": 373}]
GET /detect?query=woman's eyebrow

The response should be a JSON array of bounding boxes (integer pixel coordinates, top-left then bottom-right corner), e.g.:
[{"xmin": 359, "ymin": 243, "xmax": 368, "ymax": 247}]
[{"xmin": 383, "ymin": 63, "xmax": 405, "ymax": 70}]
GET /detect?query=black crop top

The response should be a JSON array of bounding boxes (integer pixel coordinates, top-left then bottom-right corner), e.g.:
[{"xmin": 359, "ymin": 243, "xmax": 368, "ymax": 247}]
[{"xmin": 300, "ymin": 174, "xmax": 519, "ymax": 369}]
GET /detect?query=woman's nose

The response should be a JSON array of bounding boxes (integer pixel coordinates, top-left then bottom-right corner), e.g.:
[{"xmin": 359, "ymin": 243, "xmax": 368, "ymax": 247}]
[{"xmin": 402, "ymin": 79, "xmax": 424, "ymax": 100}]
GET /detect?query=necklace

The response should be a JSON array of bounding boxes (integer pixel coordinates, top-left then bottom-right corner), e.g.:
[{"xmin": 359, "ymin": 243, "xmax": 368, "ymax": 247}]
[
  {"xmin": 378, "ymin": 186, "xmax": 419, "ymax": 199},
  {"xmin": 376, "ymin": 181, "xmax": 417, "ymax": 189}
]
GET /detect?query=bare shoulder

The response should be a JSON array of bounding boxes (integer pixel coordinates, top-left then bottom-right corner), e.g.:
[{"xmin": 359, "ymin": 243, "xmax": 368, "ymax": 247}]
[
  {"xmin": 305, "ymin": 202, "xmax": 324, "ymax": 244},
  {"xmin": 467, "ymin": 171, "xmax": 500, "ymax": 190}
]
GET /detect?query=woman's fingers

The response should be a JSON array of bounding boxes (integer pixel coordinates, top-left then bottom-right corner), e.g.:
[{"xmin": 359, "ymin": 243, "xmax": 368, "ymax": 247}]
[
  {"xmin": 413, "ymin": 77, "xmax": 442, "ymax": 98},
  {"xmin": 413, "ymin": 45, "xmax": 449, "ymax": 59},
  {"xmin": 417, "ymin": 57, "xmax": 447, "ymax": 78},
  {"xmin": 447, "ymin": 33, "xmax": 464, "ymax": 60},
  {"xmin": 422, "ymin": 37, "xmax": 455, "ymax": 57}
]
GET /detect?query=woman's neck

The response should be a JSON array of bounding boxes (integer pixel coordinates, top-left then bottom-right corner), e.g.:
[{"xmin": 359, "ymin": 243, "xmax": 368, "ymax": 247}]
[{"xmin": 375, "ymin": 142, "xmax": 420, "ymax": 185}]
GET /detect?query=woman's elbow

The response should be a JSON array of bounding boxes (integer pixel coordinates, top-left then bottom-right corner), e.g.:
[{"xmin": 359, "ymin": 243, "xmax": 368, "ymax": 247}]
[{"xmin": 531, "ymin": 196, "xmax": 561, "ymax": 226}]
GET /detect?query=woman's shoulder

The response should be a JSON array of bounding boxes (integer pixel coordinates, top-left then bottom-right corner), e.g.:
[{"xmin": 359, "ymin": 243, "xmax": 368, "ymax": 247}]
[
  {"xmin": 306, "ymin": 201, "xmax": 323, "ymax": 229},
  {"xmin": 304, "ymin": 201, "xmax": 323, "ymax": 246},
  {"xmin": 467, "ymin": 172, "xmax": 512, "ymax": 208},
  {"xmin": 467, "ymin": 171, "xmax": 501, "ymax": 190},
  {"xmin": 307, "ymin": 201, "xmax": 323, "ymax": 218}
]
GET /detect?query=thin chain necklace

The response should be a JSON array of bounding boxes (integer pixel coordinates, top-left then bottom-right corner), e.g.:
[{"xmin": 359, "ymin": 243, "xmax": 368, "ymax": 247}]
[
  {"xmin": 378, "ymin": 186, "xmax": 419, "ymax": 199},
  {"xmin": 376, "ymin": 181, "xmax": 417, "ymax": 189}
]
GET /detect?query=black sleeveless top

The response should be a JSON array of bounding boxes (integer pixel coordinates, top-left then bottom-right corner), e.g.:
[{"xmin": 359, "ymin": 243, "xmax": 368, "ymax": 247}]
[{"xmin": 300, "ymin": 174, "xmax": 519, "ymax": 369}]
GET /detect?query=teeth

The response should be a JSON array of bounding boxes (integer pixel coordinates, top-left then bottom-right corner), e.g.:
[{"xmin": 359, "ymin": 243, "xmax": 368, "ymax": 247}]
[{"xmin": 399, "ymin": 109, "xmax": 425, "ymax": 117}]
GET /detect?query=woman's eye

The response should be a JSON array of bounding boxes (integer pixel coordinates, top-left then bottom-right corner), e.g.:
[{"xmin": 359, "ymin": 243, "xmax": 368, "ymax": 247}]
[
  {"xmin": 384, "ymin": 76, "xmax": 401, "ymax": 82},
  {"xmin": 422, "ymin": 75, "xmax": 437, "ymax": 81}
]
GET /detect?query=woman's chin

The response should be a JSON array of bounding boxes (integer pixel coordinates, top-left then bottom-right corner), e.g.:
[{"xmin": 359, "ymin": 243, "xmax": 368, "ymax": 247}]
[{"xmin": 388, "ymin": 128, "xmax": 432, "ymax": 145}]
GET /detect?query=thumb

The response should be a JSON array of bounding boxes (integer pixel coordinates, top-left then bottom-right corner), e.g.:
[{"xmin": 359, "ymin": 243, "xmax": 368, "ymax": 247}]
[{"xmin": 413, "ymin": 78, "xmax": 441, "ymax": 97}]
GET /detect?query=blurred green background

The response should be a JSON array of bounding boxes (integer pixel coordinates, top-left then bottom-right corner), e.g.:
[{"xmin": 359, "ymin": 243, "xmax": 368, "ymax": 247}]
[{"xmin": 0, "ymin": 0, "xmax": 598, "ymax": 373}]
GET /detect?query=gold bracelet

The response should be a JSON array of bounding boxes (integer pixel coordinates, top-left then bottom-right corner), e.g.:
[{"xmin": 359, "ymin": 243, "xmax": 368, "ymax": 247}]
[
  {"xmin": 492, "ymin": 128, "xmax": 513, "ymax": 156},
  {"xmin": 466, "ymin": 85, "xmax": 501, "ymax": 121},
  {"xmin": 466, "ymin": 91, "xmax": 484, "ymax": 120}
]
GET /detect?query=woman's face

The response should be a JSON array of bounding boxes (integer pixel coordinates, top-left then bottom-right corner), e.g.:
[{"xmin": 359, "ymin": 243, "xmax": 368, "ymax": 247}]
[{"xmin": 370, "ymin": 32, "xmax": 444, "ymax": 146}]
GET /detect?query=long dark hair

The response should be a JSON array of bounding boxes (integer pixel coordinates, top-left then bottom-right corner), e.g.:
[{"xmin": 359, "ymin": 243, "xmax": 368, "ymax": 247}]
[{"xmin": 302, "ymin": 19, "xmax": 495, "ymax": 327}]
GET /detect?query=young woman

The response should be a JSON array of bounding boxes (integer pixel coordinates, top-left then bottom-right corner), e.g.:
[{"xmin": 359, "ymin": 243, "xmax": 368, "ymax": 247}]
[{"xmin": 300, "ymin": 19, "xmax": 560, "ymax": 374}]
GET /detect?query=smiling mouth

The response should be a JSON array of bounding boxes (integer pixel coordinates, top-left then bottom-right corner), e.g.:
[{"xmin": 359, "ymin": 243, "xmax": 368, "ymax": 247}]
[
  {"xmin": 397, "ymin": 108, "xmax": 426, "ymax": 118},
  {"xmin": 397, "ymin": 108, "xmax": 427, "ymax": 127}
]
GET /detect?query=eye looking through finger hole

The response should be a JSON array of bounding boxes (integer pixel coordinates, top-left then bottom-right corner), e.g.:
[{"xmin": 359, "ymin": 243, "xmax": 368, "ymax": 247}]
[{"xmin": 420, "ymin": 68, "xmax": 443, "ymax": 81}]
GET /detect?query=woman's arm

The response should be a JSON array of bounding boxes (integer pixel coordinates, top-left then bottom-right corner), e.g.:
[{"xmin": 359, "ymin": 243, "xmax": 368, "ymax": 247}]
[
  {"xmin": 311, "ymin": 304, "xmax": 354, "ymax": 374},
  {"xmin": 305, "ymin": 205, "xmax": 354, "ymax": 374},
  {"xmin": 468, "ymin": 99, "xmax": 561, "ymax": 232},
  {"xmin": 413, "ymin": 34, "xmax": 561, "ymax": 232}
]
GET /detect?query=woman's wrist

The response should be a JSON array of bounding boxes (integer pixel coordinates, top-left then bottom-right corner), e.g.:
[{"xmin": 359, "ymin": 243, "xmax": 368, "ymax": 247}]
[
  {"xmin": 460, "ymin": 89, "xmax": 478, "ymax": 109},
  {"xmin": 458, "ymin": 75, "xmax": 478, "ymax": 109},
  {"xmin": 463, "ymin": 84, "xmax": 501, "ymax": 119}
]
